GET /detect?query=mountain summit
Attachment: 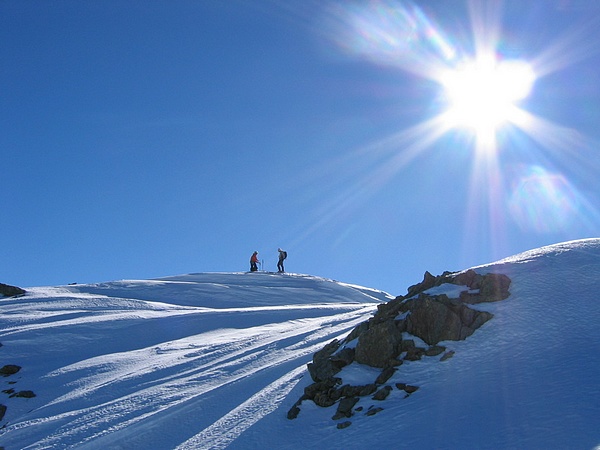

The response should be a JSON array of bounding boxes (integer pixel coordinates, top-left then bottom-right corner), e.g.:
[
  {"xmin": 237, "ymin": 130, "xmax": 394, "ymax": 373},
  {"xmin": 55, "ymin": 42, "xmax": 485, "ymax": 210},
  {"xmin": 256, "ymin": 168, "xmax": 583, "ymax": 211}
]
[{"xmin": 1, "ymin": 239, "xmax": 599, "ymax": 449}]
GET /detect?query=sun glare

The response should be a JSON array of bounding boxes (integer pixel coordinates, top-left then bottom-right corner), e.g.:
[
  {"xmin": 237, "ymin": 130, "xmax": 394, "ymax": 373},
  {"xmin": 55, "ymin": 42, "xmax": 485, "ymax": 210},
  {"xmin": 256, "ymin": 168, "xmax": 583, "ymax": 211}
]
[
  {"xmin": 310, "ymin": 0, "xmax": 599, "ymax": 250},
  {"xmin": 440, "ymin": 56, "xmax": 536, "ymax": 139}
]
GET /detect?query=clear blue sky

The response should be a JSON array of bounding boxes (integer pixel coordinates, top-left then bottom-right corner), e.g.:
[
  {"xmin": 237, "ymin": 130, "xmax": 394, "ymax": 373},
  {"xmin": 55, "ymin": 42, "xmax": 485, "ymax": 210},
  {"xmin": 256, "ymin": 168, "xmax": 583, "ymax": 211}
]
[{"xmin": 2, "ymin": 0, "xmax": 600, "ymax": 295}]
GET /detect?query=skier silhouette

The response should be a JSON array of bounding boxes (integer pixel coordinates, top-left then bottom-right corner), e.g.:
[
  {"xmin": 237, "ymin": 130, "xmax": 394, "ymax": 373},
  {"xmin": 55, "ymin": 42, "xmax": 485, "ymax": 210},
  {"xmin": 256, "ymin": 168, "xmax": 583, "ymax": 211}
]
[
  {"xmin": 277, "ymin": 248, "xmax": 287, "ymax": 273},
  {"xmin": 250, "ymin": 251, "xmax": 260, "ymax": 272}
]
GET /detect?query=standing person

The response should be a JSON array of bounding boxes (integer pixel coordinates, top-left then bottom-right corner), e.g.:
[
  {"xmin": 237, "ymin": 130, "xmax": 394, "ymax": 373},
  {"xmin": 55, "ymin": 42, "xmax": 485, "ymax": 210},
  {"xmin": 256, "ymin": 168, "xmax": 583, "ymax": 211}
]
[
  {"xmin": 250, "ymin": 251, "xmax": 259, "ymax": 272},
  {"xmin": 277, "ymin": 248, "xmax": 287, "ymax": 273}
]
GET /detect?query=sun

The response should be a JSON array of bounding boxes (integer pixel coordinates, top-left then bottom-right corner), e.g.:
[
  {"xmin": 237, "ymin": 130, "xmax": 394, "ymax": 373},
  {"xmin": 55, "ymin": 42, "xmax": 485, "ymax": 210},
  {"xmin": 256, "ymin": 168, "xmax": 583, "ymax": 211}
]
[{"xmin": 439, "ymin": 55, "xmax": 536, "ymax": 142}]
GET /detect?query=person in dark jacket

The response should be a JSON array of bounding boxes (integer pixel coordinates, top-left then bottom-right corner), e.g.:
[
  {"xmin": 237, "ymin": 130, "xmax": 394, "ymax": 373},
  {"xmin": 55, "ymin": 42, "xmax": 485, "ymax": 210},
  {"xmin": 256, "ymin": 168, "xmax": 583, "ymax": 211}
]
[{"xmin": 277, "ymin": 248, "xmax": 287, "ymax": 273}]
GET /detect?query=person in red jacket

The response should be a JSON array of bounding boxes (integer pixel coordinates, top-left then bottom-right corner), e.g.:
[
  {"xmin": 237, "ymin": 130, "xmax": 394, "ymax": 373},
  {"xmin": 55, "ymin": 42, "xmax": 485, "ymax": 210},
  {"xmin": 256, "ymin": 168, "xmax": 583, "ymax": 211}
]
[{"xmin": 250, "ymin": 251, "xmax": 259, "ymax": 272}]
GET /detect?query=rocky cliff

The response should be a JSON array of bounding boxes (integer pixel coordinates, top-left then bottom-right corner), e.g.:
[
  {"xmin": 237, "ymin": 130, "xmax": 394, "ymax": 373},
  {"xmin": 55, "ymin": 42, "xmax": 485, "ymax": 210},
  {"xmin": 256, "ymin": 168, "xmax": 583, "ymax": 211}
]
[{"xmin": 288, "ymin": 269, "xmax": 511, "ymax": 425}]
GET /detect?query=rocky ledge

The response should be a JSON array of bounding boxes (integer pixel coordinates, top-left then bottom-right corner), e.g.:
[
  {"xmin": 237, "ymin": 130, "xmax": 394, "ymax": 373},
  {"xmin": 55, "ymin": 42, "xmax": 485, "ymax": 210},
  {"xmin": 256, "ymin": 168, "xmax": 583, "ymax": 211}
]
[
  {"xmin": 0, "ymin": 283, "xmax": 26, "ymax": 298},
  {"xmin": 288, "ymin": 269, "xmax": 511, "ymax": 425}
]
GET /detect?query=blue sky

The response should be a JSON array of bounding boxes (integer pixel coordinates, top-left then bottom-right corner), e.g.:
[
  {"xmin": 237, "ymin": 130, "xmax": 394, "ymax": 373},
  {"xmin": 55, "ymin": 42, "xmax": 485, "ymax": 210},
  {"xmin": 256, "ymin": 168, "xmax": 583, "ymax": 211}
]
[{"xmin": 2, "ymin": 0, "xmax": 600, "ymax": 295}]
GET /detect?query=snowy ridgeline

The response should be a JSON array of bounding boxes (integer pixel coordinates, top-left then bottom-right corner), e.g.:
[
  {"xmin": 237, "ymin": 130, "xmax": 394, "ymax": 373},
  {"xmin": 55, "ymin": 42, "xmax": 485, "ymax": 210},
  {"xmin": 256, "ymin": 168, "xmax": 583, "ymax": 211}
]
[{"xmin": 1, "ymin": 239, "xmax": 600, "ymax": 449}]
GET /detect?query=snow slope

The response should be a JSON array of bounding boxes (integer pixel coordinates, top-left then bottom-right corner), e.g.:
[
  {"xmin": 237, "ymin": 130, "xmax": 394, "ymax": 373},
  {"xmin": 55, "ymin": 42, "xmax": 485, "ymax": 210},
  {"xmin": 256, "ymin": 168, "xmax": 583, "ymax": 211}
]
[
  {"xmin": 0, "ymin": 273, "xmax": 391, "ymax": 449},
  {"xmin": 1, "ymin": 239, "xmax": 600, "ymax": 449}
]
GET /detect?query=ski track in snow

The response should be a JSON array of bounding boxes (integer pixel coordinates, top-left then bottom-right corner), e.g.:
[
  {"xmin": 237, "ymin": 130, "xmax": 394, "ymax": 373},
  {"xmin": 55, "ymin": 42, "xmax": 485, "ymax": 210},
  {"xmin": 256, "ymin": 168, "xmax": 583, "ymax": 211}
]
[
  {"xmin": 174, "ymin": 365, "xmax": 308, "ymax": 450},
  {"xmin": 0, "ymin": 273, "xmax": 388, "ymax": 449}
]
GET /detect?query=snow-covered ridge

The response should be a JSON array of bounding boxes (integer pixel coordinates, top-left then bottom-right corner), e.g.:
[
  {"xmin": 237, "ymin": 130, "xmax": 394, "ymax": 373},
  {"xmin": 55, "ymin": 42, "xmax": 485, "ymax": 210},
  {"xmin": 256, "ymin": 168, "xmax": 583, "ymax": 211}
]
[
  {"xmin": 0, "ymin": 272, "xmax": 392, "ymax": 449},
  {"xmin": 1, "ymin": 239, "xmax": 599, "ymax": 449}
]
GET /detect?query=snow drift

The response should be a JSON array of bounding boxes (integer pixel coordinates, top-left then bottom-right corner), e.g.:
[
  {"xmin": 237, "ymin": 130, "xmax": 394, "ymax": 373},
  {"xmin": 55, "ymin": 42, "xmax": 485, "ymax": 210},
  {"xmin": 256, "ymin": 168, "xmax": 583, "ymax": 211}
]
[{"xmin": 1, "ymin": 239, "xmax": 600, "ymax": 449}]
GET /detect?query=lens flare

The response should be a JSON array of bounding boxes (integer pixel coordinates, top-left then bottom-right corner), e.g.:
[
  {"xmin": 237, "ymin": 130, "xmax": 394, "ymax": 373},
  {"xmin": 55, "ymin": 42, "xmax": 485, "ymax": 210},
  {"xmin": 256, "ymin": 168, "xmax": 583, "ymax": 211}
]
[
  {"xmin": 323, "ymin": 1, "xmax": 456, "ymax": 77},
  {"xmin": 508, "ymin": 166, "xmax": 580, "ymax": 233},
  {"xmin": 295, "ymin": 0, "xmax": 600, "ymax": 254}
]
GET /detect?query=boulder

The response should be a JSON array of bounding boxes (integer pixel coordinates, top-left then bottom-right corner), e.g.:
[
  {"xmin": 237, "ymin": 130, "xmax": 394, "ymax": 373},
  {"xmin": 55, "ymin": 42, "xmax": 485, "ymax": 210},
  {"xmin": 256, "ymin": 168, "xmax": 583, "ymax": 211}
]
[
  {"xmin": 340, "ymin": 384, "xmax": 377, "ymax": 397},
  {"xmin": 451, "ymin": 269, "xmax": 483, "ymax": 288},
  {"xmin": 342, "ymin": 322, "xmax": 369, "ymax": 345},
  {"xmin": 406, "ymin": 271, "xmax": 438, "ymax": 298},
  {"xmin": 10, "ymin": 390, "xmax": 36, "ymax": 398},
  {"xmin": 396, "ymin": 383, "xmax": 419, "ymax": 394},
  {"xmin": 355, "ymin": 320, "xmax": 403, "ymax": 368},
  {"xmin": 440, "ymin": 350, "xmax": 455, "ymax": 361},
  {"xmin": 307, "ymin": 339, "xmax": 341, "ymax": 382},
  {"xmin": 332, "ymin": 396, "xmax": 359, "ymax": 420},
  {"xmin": 479, "ymin": 273, "xmax": 512, "ymax": 301},
  {"xmin": 459, "ymin": 273, "xmax": 511, "ymax": 303},
  {"xmin": 403, "ymin": 294, "xmax": 493, "ymax": 345},
  {"xmin": 366, "ymin": 406, "xmax": 384, "ymax": 416},
  {"xmin": 424, "ymin": 345, "xmax": 446, "ymax": 356},
  {"xmin": 0, "ymin": 283, "xmax": 25, "ymax": 298},
  {"xmin": 330, "ymin": 348, "xmax": 355, "ymax": 369},
  {"xmin": 304, "ymin": 378, "xmax": 340, "ymax": 400},
  {"xmin": 375, "ymin": 296, "xmax": 405, "ymax": 320},
  {"xmin": 0, "ymin": 365, "xmax": 21, "ymax": 376},
  {"xmin": 372, "ymin": 385, "xmax": 392, "ymax": 400},
  {"xmin": 287, "ymin": 404, "xmax": 301, "ymax": 420},
  {"xmin": 313, "ymin": 391, "xmax": 337, "ymax": 407},
  {"xmin": 374, "ymin": 367, "xmax": 396, "ymax": 385}
]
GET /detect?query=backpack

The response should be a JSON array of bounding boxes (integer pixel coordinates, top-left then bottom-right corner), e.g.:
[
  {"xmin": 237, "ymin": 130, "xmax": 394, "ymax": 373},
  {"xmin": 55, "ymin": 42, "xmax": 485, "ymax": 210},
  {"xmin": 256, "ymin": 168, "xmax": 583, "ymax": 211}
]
[{"xmin": 282, "ymin": 251, "xmax": 287, "ymax": 260}]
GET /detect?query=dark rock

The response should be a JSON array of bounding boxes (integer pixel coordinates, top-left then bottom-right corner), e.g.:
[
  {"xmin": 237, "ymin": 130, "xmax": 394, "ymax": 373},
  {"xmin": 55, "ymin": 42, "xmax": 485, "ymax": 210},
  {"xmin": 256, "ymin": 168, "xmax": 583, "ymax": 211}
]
[
  {"xmin": 404, "ymin": 270, "xmax": 510, "ymax": 304},
  {"xmin": 404, "ymin": 385, "xmax": 419, "ymax": 394},
  {"xmin": 451, "ymin": 269, "xmax": 482, "ymax": 289},
  {"xmin": 0, "ymin": 404, "xmax": 6, "ymax": 421},
  {"xmin": 375, "ymin": 296, "xmax": 405, "ymax": 319},
  {"xmin": 343, "ymin": 322, "xmax": 369, "ymax": 345},
  {"xmin": 0, "ymin": 365, "xmax": 21, "ymax": 376},
  {"xmin": 406, "ymin": 271, "xmax": 438, "ymax": 298},
  {"xmin": 329, "ymin": 388, "xmax": 343, "ymax": 402},
  {"xmin": 366, "ymin": 406, "xmax": 384, "ymax": 416},
  {"xmin": 10, "ymin": 390, "xmax": 35, "ymax": 398},
  {"xmin": 403, "ymin": 294, "xmax": 493, "ymax": 345},
  {"xmin": 330, "ymin": 347, "xmax": 355, "ymax": 369},
  {"xmin": 313, "ymin": 391, "xmax": 336, "ymax": 407},
  {"xmin": 337, "ymin": 421, "xmax": 352, "ymax": 429},
  {"xmin": 395, "ymin": 318, "xmax": 408, "ymax": 332},
  {"xmin": 332, "ymin": 396, "xmax": 359, "ymax": 420},
  {"xmin": 396, "ymin": 383, "xmax": 419, "ymax": 394},
  {"xmin": 400, "ymin": 339, "xmax": 415, "ymax": 351},
  {"xmin": 304, "ymin": 378, "xmax": 338, "ymax": 399},
  {"xmin": 339, "ymin": 383, "xmax": 377, "ymax": 398},
  {"xmin": 307, "ymin": 339, "xmax": 341, "ymax": 382},
  {"xmin": 287, "ymin": 404, "xmax": 301, "ymax": 420},
  {"xmin": 404, "ymin": 347, "xmax": 426, "ymax": 361},
  {"xmin": 2, "ymin": 389, "xmax": 14, "ymax": 395},
  {"xmin": 372, "ymin": 385, "xmax": 392, "ymax": 401},
  {"xmin": 479, "ymin": 273, "xmax": 512, "ymax": 301},
  {"xmin": 457, "ymin": 272, "xmax": 511, "ymax": 303},
  {"xmin": 440, "ymin": 350, "xmax": 455, "ymax": 361},
  {"xmin": 358, "ymin": 384, "xmax": 378, "ymax": 396},
  {"xmin": 375, "ymin": 367, "xmax": 396, "ymax": 385},
  {"xmin": 355, "ymin": 320, "xmax": 403, "ymax": 368},
  {"xmin": 0, "ymin": 283, "xmax": 26, "ymax": 298},
  {"xmin": 425, "ymin": 345, "xmax": 446, "ymax": 356}
]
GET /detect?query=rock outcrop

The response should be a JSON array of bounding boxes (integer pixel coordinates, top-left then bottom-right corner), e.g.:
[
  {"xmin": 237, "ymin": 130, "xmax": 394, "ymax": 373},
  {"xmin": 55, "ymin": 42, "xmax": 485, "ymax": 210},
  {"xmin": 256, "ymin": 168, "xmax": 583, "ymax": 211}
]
[
  {"xmin": 289, "ymin": 269, "xmax": 511, "ymax": 424},
  {"xmin": 401, "ymin": 293, "xmax": 493, "ymax": 345},
  {"xmin": 0, "ymin": 283, "xmax": 26, "ymax": 298}
]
